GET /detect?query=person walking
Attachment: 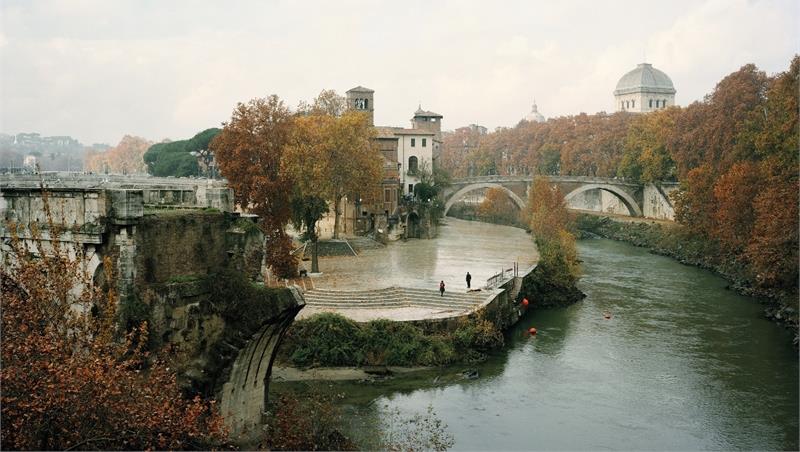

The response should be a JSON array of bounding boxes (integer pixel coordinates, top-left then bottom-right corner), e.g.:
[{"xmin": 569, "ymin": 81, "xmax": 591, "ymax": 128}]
[
  {"xmin": 466, "ymin": 272, "xmax": 472, "ymax": 289},
  {"xmin": 439, "ymin": 280, "xmax": 446, "ymax": 297}
]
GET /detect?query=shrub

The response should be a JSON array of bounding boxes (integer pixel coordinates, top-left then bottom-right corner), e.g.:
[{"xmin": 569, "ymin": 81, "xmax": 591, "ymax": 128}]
[
  {"xmin": 282, "ymin": 313, "xmax": 364, "ymax": 367},
  {"xmin": 453, "ymin": 317, "xmax": 504, "ymax": 352}
]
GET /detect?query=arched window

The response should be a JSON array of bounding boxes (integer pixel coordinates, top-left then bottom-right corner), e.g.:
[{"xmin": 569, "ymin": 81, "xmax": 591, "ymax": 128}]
[{"xmin": 408, "ymin": 156, "xmax": 418, "ymax": 175}]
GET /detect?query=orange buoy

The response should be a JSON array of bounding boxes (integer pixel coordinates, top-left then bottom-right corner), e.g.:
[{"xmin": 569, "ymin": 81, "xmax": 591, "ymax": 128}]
[
  {"xmin": 528, "ymin": 327, "xmax": 537, "ymax": 335},
  {"xmin": 522, "ymin": 298, "xmax": 529, "ymax": 307}
]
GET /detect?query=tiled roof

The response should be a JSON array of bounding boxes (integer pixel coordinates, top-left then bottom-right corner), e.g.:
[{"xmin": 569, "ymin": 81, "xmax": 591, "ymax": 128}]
[
  {"xmin": 346, "ymin": 85, "xmax": 374, "ymax": 93},
  {"xmin": 414, "ymin": 108, "xmax": 443, "ymax": 117},
  {"xmin": 374, "ymin": 126, "xmax": 435, "ymax": 137}
]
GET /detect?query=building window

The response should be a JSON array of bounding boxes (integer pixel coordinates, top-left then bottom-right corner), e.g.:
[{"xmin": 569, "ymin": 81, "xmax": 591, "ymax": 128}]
[
  {"xmin": 364, "ymin": 99, "xmax": 369, "ymax": 109},
  {"xmin": 649, "ymin": 99, "xmax": 652, "ymax": 108},
  {"xmin": 621, "ymin": 101, "xmax": 624, "ymax": 110},
  {"xmin": 408, "ymin": 156, "xmax": 418, "ymax": 175},
  {"xmin": 632, "ymin": 100, "xmax": 635, "ymax": 108},
  {"xmin": 411, "ymin": 138, "xmax": 416, "ymax": 147},
  {"xmin": 384, "ymin": 188, "xmax": 391, "ymax": 203},
  {"xmin": 408, "ymin": 184, "xmax": 414, "ymax": 194},
  {"xmin": 662, "ymin": 99, "xmax": 666, "ymax": 108},
  {"xmin": 422, "ymin": 138, "xmax": 427, "ymax": 147}
]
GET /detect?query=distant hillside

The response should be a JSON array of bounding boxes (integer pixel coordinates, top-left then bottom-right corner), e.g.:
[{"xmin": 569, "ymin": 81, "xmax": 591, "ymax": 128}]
[{"xmin": 0, "ymin": 132, "xmax": 107, "ymax": 171}]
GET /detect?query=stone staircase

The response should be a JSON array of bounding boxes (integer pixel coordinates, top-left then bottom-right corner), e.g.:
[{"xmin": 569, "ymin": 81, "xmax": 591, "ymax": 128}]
[
  {"xmin": 345, "ymin": 236, "xmax": 385, "ymax": 253},
  {"xmin": 303, "ymin": 286, "xmax": 489, "ymax": 311}
]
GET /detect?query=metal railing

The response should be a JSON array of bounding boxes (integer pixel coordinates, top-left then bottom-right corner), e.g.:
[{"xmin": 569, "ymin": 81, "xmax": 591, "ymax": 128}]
[{"xmin": 485, "ymin": 262, "xmax": 520, "ymax": 289}]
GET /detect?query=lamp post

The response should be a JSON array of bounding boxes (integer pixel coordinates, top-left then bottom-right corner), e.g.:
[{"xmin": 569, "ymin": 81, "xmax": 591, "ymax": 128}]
[{"xmin": 355, "ymin": 196, "xmax": 362, "ymax": 233}]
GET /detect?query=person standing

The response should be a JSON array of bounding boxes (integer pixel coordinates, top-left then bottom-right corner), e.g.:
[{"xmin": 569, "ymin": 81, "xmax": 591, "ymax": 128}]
[
  {"xmin": 439, "ymin": 280, "xmax": 446, "ymax": 297},
  {"xmin": 466, "ymin": 272, "xmax": 472, "ymax": 289}
]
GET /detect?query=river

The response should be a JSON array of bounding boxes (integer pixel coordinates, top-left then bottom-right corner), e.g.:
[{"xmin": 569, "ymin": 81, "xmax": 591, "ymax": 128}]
[{"xmin": 275, "ymin": 224, "xmax": 799, "ymax": 450}]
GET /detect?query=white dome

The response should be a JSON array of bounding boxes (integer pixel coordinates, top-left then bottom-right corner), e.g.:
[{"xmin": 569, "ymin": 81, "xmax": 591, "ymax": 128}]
[
  {"xmin": 614, "ymin": 63, "xmax": 676, "ymax": 95},
  {"xmin": 524, "ymin": 102, "xmax": 545, "ymax": 123}
]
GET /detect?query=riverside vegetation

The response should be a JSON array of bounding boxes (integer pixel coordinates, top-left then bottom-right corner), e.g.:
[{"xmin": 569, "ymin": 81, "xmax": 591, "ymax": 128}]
[{"xmin": 278, "ymin": 312, "xmax": 504, "ymax": 368}]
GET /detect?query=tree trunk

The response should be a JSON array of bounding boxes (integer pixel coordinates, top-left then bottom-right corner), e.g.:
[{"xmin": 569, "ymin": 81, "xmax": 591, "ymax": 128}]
[
  {"xmin": 311, "ymin": 238, "xmax": 319, "ymax": 273},
  {"xmin": 333, "ymin": 195, "xmax": 342, "ymax": 239}
]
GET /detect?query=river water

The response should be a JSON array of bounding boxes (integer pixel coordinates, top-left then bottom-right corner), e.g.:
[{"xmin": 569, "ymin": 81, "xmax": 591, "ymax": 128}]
[{"xmin": 278, "ymin": 224, "xmax": 799, "ymax": 450}]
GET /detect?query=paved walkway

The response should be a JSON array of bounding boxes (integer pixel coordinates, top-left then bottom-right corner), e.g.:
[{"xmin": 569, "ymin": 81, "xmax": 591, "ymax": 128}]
[{"xmin": 297, "ymin": 218, "xmax": 538, "ymax": 322}]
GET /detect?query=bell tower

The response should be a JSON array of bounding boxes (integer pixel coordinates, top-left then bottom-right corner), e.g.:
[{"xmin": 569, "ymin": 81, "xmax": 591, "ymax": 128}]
[{"xmin": 346, "ymin": 86, "xmax": 375, "ymax": 126}]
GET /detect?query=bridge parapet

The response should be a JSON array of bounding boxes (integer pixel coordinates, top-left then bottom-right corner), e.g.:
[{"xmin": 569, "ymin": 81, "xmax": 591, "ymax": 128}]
[
  {"xmin": 450, "ymin": 175, "xmax": 641, "ymax": 188},
  {"xmin": 1, "ymin": 173, "xmax": 234, "ymax": 213}
]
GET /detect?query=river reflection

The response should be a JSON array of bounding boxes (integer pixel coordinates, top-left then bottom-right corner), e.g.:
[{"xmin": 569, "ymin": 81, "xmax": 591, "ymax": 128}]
[{"xmin": 277, "ymin": 228, "xmax": 799, "ymax": 450}]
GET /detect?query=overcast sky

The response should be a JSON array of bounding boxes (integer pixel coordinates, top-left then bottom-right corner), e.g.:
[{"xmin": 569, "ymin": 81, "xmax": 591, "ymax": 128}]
[{"xmin": 1, "ymin": 0, "xmax": 797, "ymax": 145}]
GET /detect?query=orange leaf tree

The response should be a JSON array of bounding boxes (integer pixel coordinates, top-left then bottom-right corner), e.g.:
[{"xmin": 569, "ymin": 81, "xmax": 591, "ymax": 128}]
[
  {"xmin": 84, "ymin": 135, "xmax": 153, "ymax": 174},
  {"xmin": 477, "ymin": 187, "xmax": 520, "ymax": 225},
  {"xmin": 210, "ymin": 95, "xmax": 298, "ymax": 277},
  {"xmin": 282, "ymin": 107, "xmax": 381, "ymax": 239},
  {"xmin": 526, "ymin": 177, "xmax": 579, "ymax": 285}
]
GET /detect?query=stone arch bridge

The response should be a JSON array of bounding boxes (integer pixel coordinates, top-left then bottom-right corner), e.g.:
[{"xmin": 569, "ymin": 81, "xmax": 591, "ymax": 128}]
[{"xmin": 442, "ymin": 175, "xmax": 679, "ymax": 220}]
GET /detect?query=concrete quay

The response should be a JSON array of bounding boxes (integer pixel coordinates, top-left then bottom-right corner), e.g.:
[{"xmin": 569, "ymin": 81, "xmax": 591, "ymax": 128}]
[{"xmin": 296, "ymin": 218, "xmax": 539, "ymax": 328}]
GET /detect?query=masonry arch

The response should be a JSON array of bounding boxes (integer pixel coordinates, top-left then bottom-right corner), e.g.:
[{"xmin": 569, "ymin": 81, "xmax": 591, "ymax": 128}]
[
  {"xmin": 563, "ymin": 183, "xmax": 642, "ymax": 217},
  {"xmin": 444, "ymin": 183, "xmax": 526, "ymax": 216}
]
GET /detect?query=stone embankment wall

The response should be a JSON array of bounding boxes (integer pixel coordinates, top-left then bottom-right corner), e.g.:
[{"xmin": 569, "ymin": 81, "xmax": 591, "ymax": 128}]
[
  {"xmin": 1, "ymin": 176, "xmax": 307, "ymax": 438},
  {"xmin": 407, "ymin": 266, "xmax": 536, "ymax": 333}
]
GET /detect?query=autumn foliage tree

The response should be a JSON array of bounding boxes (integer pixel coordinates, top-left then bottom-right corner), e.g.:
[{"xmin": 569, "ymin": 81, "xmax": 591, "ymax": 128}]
[
  {"xmin": 282, "ymin": 104, "xmax": 381, "ymax": 239},
  {"xmin": 211, "ymin": 95, "xmax": 298, "ymax": 277},
  {"xmin": 477, "ymin": 187, "xmax": 520, "ymax": 225},
  {"xmin": 527, "ymin": 177, "xmax": 579, "ymax": 286},
  {"xmin": 84, "ymin": 135, "xmax": 152, "ymax": 174},
  {"xmin": 0, "ymin": 199, "xmax": 225, "ymax": 450},
  {"xmin": 671, "ymin": 58, "xmax": 799, "ymax": 297},
  {"xmin": 712, "ymin": 161, "xmax": 763, "ymax": 254}
]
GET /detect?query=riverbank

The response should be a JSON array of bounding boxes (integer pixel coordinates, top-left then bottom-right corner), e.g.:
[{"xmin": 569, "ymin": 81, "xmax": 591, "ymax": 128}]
[
  {"xmin": 576, "ymin": 214, "xmax": 798, "ymax": 344},
  {"xmin": 272, "ymin": 365, "xmax": 431, "ymax": 382}
]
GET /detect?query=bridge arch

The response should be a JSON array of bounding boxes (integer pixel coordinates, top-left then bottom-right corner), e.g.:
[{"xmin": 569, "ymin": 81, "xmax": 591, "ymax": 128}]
[
  {"xmin": 444, "ymin": 183, "xmax": 526, "ymax": 216},
  {"xmin": 563, "ymin": 183, "xmax": 642, "ymax": 217}
]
